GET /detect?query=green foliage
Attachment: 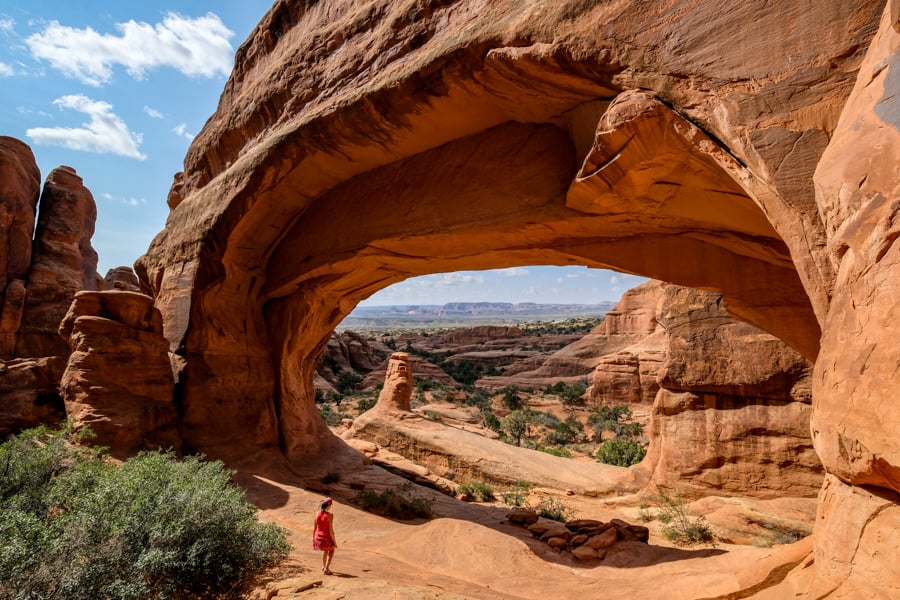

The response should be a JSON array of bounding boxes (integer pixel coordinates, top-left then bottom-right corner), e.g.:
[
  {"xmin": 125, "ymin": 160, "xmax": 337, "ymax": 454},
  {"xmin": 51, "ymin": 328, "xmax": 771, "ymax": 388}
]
[
  {"xmin": 535, "ymin": 445, "xmax": 572, "ymax": 458},
  {"xmin": 534, "ymin": 496, "xmax": 574, "ymax": 522},
  {"xmin": 547, "ymin": 381, "xmax": 588, "ymax": 405},
  {"xmin": 0, "ymin": 426, "xmax": 290, "ymax": 600},
  {"xmin": 481, "ymin": 411, "xmax": 501, "ymax": 432},
  {"xmin": 588, "ymin": 405, "xmax": 641, "ymax": 439},
  {"xmin": 423, "ymin": 410, "xmax": 442, "ymax": 422},
  {"xmin": 335, "ymin": 372, "xmax": 362, "ymax": 395},
  {"xmin": 457, "ymin": 480, "xmax": 495, "ymax": 502},
  {"xmin": 356, "ymin": 395, "xmax": 377, "ymax": 414},
  {"xmin": 596, "ymin": 439, "xmax": 647, "ymax": 467},
  {"xmin": 500, "ymin": 480, "xmax": 531, "ymax": 507},
  {"xmin": 464, "ymin": 389, "xmax": 492, "ymax": 411},
  {"xmin": 319, "ymin": 404, "xmax": 352, "ymax": 426},
  {"xmin": 385, "ymin": 337, "xmax": 397, "ymax": 350},
  {"xmin": 654, "ymin": 487, "xmax": 716, "ymax": 546},
  {"xmin": 501, "ymin": 386, "xmax": 523, "ymax": 410},
  {"xmin": 528, "ymin": 410, "xmax": 561, "ymax": 429},
  {"xmin": 442, "ymin": 360, "xmax": 483, "ymax": 387},
  {"xmin": 500, "ymin": 410, "xmax": 529, "ymax": 446},
  {"xmin": 355, "ymin": 483, "xmax": 434, "ymax": 520}
]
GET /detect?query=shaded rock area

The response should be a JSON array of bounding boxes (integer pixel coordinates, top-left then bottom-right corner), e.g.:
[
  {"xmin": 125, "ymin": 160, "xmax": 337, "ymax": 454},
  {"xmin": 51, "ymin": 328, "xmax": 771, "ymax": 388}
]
[
  {"xmin": 0, "ymin": 137, "xmax": 154, "ymax": 439},
  {"xmin": 59, "ymin": 290, "xmax": 178, "ymax": 457},
  {"xmin": 14, "ymin": 166, "xmax": 99, "ymax": 359}
]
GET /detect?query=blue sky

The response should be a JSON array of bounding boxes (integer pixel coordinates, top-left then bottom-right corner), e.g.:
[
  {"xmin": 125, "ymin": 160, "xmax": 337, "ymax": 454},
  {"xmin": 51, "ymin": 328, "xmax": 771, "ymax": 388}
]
[{"xmin": 1, "ymin": 1, "xmax": 646, "ymax": 306}]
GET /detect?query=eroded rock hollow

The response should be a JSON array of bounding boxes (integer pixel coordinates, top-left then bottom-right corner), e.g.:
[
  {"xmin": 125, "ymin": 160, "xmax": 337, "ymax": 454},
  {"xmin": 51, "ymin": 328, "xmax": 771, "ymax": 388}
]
[{"xmin": 135, "ymin": 1, "xmax": 899, "ymax": 595}]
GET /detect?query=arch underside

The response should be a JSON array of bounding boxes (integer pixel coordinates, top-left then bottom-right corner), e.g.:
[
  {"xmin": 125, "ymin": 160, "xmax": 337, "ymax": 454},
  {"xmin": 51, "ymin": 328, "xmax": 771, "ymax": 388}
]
[{"xmin": 256, "ymin": 97, "xmax": 817, "ymax": 458}]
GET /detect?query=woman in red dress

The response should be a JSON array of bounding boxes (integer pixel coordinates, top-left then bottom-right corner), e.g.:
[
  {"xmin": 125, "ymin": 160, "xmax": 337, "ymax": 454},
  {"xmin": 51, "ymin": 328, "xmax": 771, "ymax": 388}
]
[{"xmin": 312, "ymin": 497, "xmax": 337, "ymax": 574}]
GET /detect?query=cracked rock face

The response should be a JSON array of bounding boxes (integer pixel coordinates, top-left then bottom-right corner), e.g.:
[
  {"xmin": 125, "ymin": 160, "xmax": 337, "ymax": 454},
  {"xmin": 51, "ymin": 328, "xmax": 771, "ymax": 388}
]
[{"xmin": 135, "ymin": 1, "xmax": 898, "ymax": 595}]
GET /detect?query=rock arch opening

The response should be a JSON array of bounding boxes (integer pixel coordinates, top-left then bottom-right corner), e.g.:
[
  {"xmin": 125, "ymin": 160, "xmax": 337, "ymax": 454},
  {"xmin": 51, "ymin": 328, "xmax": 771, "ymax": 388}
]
[{"xmin": 131, "ymin": 1, "xmax": 898, "ymax": 594}]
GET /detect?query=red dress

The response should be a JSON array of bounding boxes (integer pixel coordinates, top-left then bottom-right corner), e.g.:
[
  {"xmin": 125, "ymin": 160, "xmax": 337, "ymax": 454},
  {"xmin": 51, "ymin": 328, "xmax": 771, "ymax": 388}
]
[{"xmin": 313, "ymin": 511, "xmax": 335, "ymax": 551}]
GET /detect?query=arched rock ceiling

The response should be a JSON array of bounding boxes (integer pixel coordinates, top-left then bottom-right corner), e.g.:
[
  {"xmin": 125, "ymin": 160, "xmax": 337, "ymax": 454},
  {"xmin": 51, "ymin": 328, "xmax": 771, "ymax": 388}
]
[{"xmin": 135, "ymin": 0, "xmax": 883, "ymax": 458}]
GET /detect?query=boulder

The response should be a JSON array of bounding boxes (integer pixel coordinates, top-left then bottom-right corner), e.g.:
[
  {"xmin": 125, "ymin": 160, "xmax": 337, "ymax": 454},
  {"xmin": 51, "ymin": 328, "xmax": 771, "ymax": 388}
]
[
  {"xmin": 59, "ymin": 290, "xmax": 178, "ymax": 457},
  {"xmin": 584, "ymin": 527, "xmax": 619, "ymax": 550}
]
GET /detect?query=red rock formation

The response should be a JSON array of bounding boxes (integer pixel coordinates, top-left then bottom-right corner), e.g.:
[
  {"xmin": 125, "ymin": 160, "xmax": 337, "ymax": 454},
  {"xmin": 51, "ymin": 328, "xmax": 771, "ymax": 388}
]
[
  {"xmin": 133, "ymin": 1, "xmax": 897, "ymax": 593},
  {"xmin": 102, "ymin": 266, "xmax": 141, "ymax": 292},
  {"xmin": 15, "ymin": 166, "xmax": 99, "ymax": 358},
  {"xmin": 637, "ymin": 285, "xmax": 821, "ymax": 498},
  {"xmin": 59, "ymin": 291, "xmax": 178, "ymax": 457},
  {"xmin": 0, "ymin": 137, "xmax": 41, "ymax": 359},
  {"xmin": 0, "ymin": 356, "xmax": 66, "ymax": 433},
  {"xmin": 369, "ymin": 352, "xmax": 413, "ymax": 413}
]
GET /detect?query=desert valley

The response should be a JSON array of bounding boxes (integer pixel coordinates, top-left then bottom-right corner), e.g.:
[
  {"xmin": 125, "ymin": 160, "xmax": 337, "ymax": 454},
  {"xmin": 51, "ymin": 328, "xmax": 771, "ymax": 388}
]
[{"xmin": 2, "ymin": 0, "xmax": 900, "ymax": 598}]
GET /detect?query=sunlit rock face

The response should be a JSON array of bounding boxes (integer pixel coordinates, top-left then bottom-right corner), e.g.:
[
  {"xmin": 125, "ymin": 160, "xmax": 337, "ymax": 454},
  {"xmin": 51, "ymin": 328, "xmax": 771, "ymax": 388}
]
[
  {"xmin": 373, "ymin": 352, "xmax": 413, "ymax": 413},
  {"xmin": 135, "ymin": 1, "xmax": 897, "ymax": 595}
]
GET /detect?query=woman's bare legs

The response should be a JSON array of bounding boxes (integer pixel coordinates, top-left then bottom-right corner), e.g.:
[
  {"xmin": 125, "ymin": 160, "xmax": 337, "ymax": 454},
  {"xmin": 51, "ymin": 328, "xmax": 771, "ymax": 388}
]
[{"xmin": 322, "ymin": 549, "xmax": 335, "ymax": 574}]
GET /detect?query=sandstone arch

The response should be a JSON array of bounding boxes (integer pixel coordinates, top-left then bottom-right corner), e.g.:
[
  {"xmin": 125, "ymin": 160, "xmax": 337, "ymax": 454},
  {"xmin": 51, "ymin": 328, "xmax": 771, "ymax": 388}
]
[{"xmin": 136, "ymin": 1, "xmax": 898, "ymax": 594}]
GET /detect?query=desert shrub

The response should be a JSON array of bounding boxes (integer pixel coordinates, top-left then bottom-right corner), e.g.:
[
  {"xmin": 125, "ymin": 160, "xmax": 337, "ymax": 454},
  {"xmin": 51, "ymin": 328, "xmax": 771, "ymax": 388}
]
[
  {"xmin": 423, "ymin": 410, "xmax": 442, "ymax": 422},
  {"xmin": 481, "ymin": 411, "xmax": 501, "ymax": 432},
  {"xmin": 501, "ymin": 386, "xmax": 523, "ymax": 410},
  {"xmin": 356, "ymin": 395, "xmax": 377, "ymax": 414},
  {"xmin": 547, "ymin": 381, "xmax": 588, "ymax": 405},
  {"xmin": 589, "ymin": 405, "xmax": 638, "ymax": 440},
  {"xmin": 596, "ymin": 439, "xmax": 647, "ymax": 466},
  {"xmin": 319, "ymin": 404, "xmax": 351, "ymax": 426},
  {"xmin": 501, "ymin": 480, "xmax": 531, "ymax": 507},
  {"xmin": 534, "ymin": 496, "xmax": 574, "ymax": 522},
  {"xmin": 355, "ymin": 483, "xmax": 434, "ymax": 520},
  {"xmin": 457, "ymin": 480, "xmax": 495, "ymax": 502},
  {"xmin": 616, "ymin": 421, "xmax": 644, "ymax": 438},
  {"xmin": 464, "ymin": 389, "xmax": 492, "ymax": 411},
  {"xmin": 536, "ymin": 445, "xmax": 572, "ymax": 458},
  {"xmin": 500, "ymin": 410, "xmax": 529, "ymax": 446},
  {"xmin": 655, "ymin": 487, "xmax": 716, "ymax": 546},
  {"xmin": 0, "ymin": 426, "xmax": 290, "ymax": 600},
  {"xmin": 529, "ymin": 410, "xmax": 561, "ymax": 429},
  {"xmin": 335, "ymin": 371, "xmax": 362, "ymax": 395}
]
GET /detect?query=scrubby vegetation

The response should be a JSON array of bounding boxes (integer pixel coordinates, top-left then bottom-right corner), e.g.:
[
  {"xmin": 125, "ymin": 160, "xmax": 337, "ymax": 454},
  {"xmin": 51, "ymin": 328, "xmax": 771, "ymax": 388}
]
[
  {"xmin": 501, "ymin": 480, "xmax": 532, "ymax": 507},
  {"xmin": 457, "ymin": 480, "xmax": 495, "ymax": 502},
  {"xmin": 0, "ymin": 425, "xmax": 290, "ymax": 600},
  {"xmin": 653, "ymin": 487, "xmax": 716, "ymax": 546},
  {"xmin": 596, "ymin": 438, "xmax": 647, "ymax": 466},
  {"xmin": 534, "ymin": 496, "xmax": 574, "ymax": 522},
  {"xmin": 355, "ymin": 482, "xmax": 435, "ymax": 520}
]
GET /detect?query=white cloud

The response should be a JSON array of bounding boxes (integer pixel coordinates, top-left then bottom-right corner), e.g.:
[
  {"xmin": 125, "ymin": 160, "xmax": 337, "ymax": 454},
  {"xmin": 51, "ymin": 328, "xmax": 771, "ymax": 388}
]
[
  {"xmin": 101, "ymin": 192, "xmax": 145, "ymax": 206},
  {"xmin": 610, "ymin": 274, "xmax": 622, "ymax": 284},
  {"xmin": 500, "ymin": 267, "xmax": 529, "ymax": 277},
  {"xmin": 143, "ymin": 105, "xmax": 163, "ymax": 119},
  {"xmin": 25, "ymin": 12, "xmax": 234, "ymax": 86},
  {"xmin": 0, "ymin": 17, "xmax": 14, "ymax": 34},
  {"xmin": 0, "ymin": 62, "xmax": 12, "ymax": 77},
  {"xmin": 26, "ymin": 94, "xmax": 146, "ymax": 160},
  {"xmin": 172, "ymin": 122, "xmax": 194, "ymax": 140}
]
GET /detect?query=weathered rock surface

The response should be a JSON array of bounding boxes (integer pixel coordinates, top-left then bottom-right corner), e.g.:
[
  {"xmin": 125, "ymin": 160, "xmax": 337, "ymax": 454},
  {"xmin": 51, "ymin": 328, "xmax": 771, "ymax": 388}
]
[
  {"xmin": 638, "ymin": 284, "xmax": 821, "ymax": 498},
  {"xmin": 15, "ymin": 166, "xmax": 99, "ymax": 358},
  {"xmin": 59, "ymin": 290, "xmax": 178, "ymax": 457},
  {"xmin": 0, "ymin": 137, "xmax": 41, "ymax": 360},
  {"xmin": 0, "ymin": 356, "xmax": 66, "ymax": 433},
  {"xmin": 370, "ymin": 352, "xmax": 413, "ymax": 413},
  {"xmin": 133, "ymin": 1, "xmax": 898, "ymax": 595},
  {"xmin": 102, "ymin": 266, "xmax": 141, "ymax": 292}
]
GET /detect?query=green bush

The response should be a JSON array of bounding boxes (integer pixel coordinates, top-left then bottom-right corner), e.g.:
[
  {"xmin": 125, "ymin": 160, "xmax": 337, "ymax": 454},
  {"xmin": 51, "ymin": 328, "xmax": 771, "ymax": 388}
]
[
  {"xmin": 356, "ymin": 395, "xmax": 377, "ymax": 414},
  {"xmin": 500, "ymin": 410, "xmax": 529, "ymax": 446},
  {"xmin": 319, "ymin": 404, "xmax": 352, "ymax": 426},
  {"xmin": 457, "ymin": 480, "xmax": 495, "ymax": 502},
  {"xmin": 0, "ymin": 426, "xmax": 290, "ymax": 600},
  {"xmin": 355, "ymin": 483, "xmax": 434, "ymax": 520},
  {"xmin": 654, "ymin": 487, "xmax": 716, "ymax": 546},
  {"xmin": 596, "ymin": 439, "xmax": 647, "ymax": 466},
  {"xmin": 536, "ymin": 445, "xmax": 572, "ymax": 458},
  {"xmin": 501, "ymin": 480, "xmax": 531, "ymax": 507},
  {"xmin": 481, "ymin": 411, "xmax": 501, "ymax": 432},
  {"xmin": 501, "ymin": 386, "xmax": 523, "ymax": 410},
  {"xmin": 534, "ymin": 496, "xmax": 574, "ymax": 522}
]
